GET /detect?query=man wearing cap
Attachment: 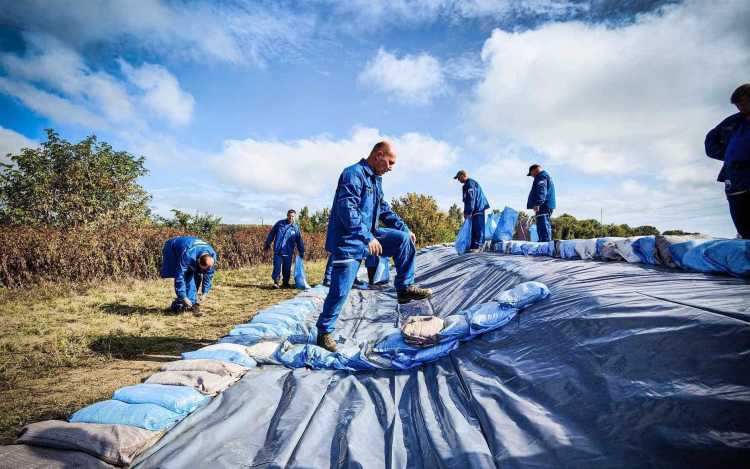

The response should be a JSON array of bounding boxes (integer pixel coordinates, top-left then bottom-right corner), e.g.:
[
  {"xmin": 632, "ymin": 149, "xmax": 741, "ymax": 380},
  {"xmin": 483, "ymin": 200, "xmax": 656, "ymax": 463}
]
[
  {"xmin": 526, "ymin": 164, "xmax": 556, "ymax": 242},
  {"xmin": 454, "ymin": 170, "xmax": 490, "ymax": 252}
]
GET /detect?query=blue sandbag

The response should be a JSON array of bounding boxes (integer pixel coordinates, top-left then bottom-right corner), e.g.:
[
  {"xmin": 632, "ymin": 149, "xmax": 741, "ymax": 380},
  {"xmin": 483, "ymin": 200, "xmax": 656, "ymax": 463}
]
[
  {"xmin": 287, "ymin": 322, "xmax": 318, "ymax": 344},
  {"xmin": 278, "ymin": 344, "xmax": 308, "ymax": 368},
  {"xmin": 251, "ymin": 312, "xmax": 299, "ymax": 328},
  {"xmin": 439, "ymin": 314, "xmax": 471, "ymax": 341},
  {"xmin": 509, "ymin": 243, "xmax": 525, "ymax": 255},
  {"xmin": 668, "ymin": 238, "xmax": 715, "ymax": 269},
  {"xmin": 373, "ymin": 328, "xmax": 421, "ymax": 356},
  {"xmin": 69, "ymin": 400, "xmax": 182, "ymax": 431},
  {"xmin": 373, "ymin": 257, "xmax": 391, "ymax": 283},
  {"xmin": 294, "ymin": 256, "xmax": 311, "ymax": 289},
  {"xmin": 484, "ymin": 212, "xmax": 499, "ymax": 240},
  {"xmin": 559, "ymin": 240, "xmax": 583, "ymax": 259},
  {"xmin": 631, "ymin": 236, "xmax": 657, "ymax": 264},
  {"xmin": 455, "ymin": 220, "xmax": 472, "ymax": 254},
  {"xmin": 232, "ymin": 322, "xmax": 293, "ymax": 337},
  {"xmin": 216, "ymin": 335, "xmax": 262, "ymax": 346},
  {"xmin": 113, "ymin": 384, "xmax": 209, "ymax": 415},
  {"xmin": 392, "ymin": 339, "xmax": 459, "ymax": 370},
  {"xmin": 466, "ymin": 303, "xmax": 519, "ymax": 335},
  {"xmin": 277, "ymin": 298, "xmax": 317, "ymax": 310},
  {"xmin": 527, "ymin": 241, "xmax": 555, "ymax": 256},
  {"xmin": 595, "ymin": 237, "xmax": 624, "ymax": 257},
  {"xmin": 704, "ymin": 240, "xmax": 750, "ymax": 277},
  {"xmin": 494, "ymin": 281, "xmax": 550, "ymax": 309},
  {"xmin": 260, "ymin": 306, "xmax": 309, "ymax": 321},
  {"xmin": 681, "ymin": 240, "xmax": 728, "ymax": 274},
  {"xmin": 530, "ymin": 225, "xmax": 539, "ymax": 242},
  {"xmin": 333, "ymin": 345, "xmax": 376, "ymax": 371},
  {"xmin": 520, "ymin": 243, "xmax": 535, "ymax": 255},
  {"xmin": 304, "ymin": 345, "xmax": 337, "ymax": 370},
  {"xmin": 493, "ymin": 207, "xmax": 519, "ymax": 242},
  {"xmin": 181, "ymin": 350, "xmax": 257, "ymax": 369}
]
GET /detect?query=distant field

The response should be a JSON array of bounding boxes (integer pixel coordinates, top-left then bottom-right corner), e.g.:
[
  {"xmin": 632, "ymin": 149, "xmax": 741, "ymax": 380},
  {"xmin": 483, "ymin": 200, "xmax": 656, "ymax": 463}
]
[{"xmin": 0, "ymin": 260, "xmax": 327, "ymax": 445}]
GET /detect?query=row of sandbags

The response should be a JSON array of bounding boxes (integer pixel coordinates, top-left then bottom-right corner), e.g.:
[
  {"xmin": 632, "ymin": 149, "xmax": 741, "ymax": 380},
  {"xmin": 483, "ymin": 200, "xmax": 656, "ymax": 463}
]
[
  {"xmin": 490, "ymin": 235, "xmax": 750, "ymax": 277},
  {"xmin": 0, "ymin": 287, "xmax": 331, "ymax": 468}
]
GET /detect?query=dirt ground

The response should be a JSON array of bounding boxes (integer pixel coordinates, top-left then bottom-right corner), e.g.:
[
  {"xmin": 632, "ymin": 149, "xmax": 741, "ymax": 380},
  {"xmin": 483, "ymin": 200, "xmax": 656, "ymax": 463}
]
[{"xmin": 0, "ymin": 260, "xmax": 326, "ymax": 445}]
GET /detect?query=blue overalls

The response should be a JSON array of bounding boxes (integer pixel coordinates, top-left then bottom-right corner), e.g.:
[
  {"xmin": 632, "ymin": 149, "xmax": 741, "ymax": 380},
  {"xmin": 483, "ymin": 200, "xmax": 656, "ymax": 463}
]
[
  {"xmin": 160, "ymin": 237, "xmax": 216, "ymax": 310},
  {"xmin": 527, "ymin": 171, "xmax": 556, "ymax": 242},
  {"xmin": 265, "ymin": 220, "xmax": 305, "ymax": 284},
  {"xmin": 463, "ymin": 178, "xmax": 490, "ymax": 249}
]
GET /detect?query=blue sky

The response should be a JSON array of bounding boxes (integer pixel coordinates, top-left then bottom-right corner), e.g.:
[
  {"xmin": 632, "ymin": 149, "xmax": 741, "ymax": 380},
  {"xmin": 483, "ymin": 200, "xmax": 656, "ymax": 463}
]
[{"xmin": 0, "ymin": 0, "xmax": 748, "ymax": 236}]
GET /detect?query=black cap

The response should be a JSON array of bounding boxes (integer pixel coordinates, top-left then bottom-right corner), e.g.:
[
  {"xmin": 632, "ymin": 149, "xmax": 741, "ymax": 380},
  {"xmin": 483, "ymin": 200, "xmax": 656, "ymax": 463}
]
[{"xmin": 527, "ymin": 164, "xmax": 541, "ymax": 176}]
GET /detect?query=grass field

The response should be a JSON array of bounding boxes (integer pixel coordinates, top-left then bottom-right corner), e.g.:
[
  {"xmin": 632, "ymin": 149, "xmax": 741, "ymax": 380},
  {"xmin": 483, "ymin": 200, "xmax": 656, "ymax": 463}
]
[{"xmin": 0, "ymin": 260, "xmax": 327, "ymax": 445}]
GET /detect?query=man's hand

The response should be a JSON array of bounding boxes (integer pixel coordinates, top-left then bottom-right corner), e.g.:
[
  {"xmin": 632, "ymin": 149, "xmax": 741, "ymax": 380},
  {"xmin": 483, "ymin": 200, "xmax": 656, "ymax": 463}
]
[
  {"xmin": 182, "ymin": 297, "xmax": 193, "ymax": 308},
  {"xmin": 533, "ymin": 206, "xmax": 540, "ymax": 212},
  {"xmin": 198, "ymin": 293, "xmax": 207, "ymax": 305},
  {"xmin": 464, "ymin": 214, "xmax": 471, "ymax": 220},
  {"xmin": 409, "ymin": 231, "xmax": 416, "ymax": 244},
  {"xmin": 367, "ymin": 238, "xmax": 383, "ymax": 256}
]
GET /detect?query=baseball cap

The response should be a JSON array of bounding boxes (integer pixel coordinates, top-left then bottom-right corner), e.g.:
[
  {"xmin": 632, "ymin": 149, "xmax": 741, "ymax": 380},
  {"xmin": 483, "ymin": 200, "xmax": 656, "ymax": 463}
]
[
  {"xmin": 453, "ymin": 170, "xmax": 467, "ymax": 179},
  {"xmin": 527, "ymin": 164, "xmax": 540, "ymax": 176}
]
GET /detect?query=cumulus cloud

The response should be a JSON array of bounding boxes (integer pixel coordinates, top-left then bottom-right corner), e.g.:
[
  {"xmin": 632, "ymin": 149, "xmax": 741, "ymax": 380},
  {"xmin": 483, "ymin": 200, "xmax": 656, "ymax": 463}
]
[
  {"xmin": 358, "ymin": 48, "xmax": 448, "ymax": 105},
  {"xmin": 0, "ymin": 125, "xmax": 37, "ymax": 164},
  {"xmin": 475, "ymin": 153, "xmax": 533, "ymax": 189},
  {"xmin": 207, "ymin": 126, "xmax": 461, "ymax": 197},
  {"xmin": 120, "ymin": 61, "xmax": 195, "ymax": 126},
  {"xmin": 465, "ymin": 0, "xmax": 750, "ymax": 187}
]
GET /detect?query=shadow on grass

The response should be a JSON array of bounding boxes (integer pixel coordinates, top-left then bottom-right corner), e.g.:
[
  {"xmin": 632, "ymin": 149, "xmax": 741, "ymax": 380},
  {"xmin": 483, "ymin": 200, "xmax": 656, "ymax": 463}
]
[
  {"xmin": 98, "ymin": 302, "xmax": 171, "ymax": 316},
  {"xmin": 89, "ymin": 332, "xmax": 210, "ymax": 360}
]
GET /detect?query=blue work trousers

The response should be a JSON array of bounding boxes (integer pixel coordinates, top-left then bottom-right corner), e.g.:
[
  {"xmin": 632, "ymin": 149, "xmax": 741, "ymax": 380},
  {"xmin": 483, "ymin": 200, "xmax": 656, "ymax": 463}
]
[
  {"xmin": 535, "ymin": 208, "xmax": 554, "ymax": 242},
  {"xmin": 272, "ymin": 253, "xmax": 292, "ymax": 283},
  {"xmin": 170, "ymin": 270, "xmax": 204, "ymax": 310},
  {"xmin": 728, "ymin": 190, "xmax": 750, "ymax": 239},
  {"xmin": 471, "ymin": 211, "xmax": 486, "ymax": 249},
  {"xmin": 316, "ymin": 228, "xmax": 415, "ymax": 335},
  {"xmin": 323, "ymin": 255, "xmax": 333, "ymax": 285}
]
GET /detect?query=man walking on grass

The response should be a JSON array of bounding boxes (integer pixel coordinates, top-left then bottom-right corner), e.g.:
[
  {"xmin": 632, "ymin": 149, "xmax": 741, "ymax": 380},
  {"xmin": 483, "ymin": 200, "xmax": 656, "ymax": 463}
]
[
  {"xmin": 316, "ymin": 141, "xmax": 433, "ymax": 352},
  {"xmin": 454, "ymin": 170, "xmax": 490, "ymax": 252},
  {"xmin": 161, "ymin": 236, "xmax": 216, "ymax": 317},
  {"xmin": 265, "ymin": 209, "xmax": 305, "ymax": 289}
]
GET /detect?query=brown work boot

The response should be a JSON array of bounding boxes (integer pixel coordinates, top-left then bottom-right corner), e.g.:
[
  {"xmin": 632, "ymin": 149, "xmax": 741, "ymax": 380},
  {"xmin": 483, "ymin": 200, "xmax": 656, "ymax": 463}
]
[
  {"xmin": 397, "ymin": 284, "xmax": 433, "ymax": 304},
  {"xmin": 191, "ymin": 304, "xmax": 204, "ymax": 317},
  {"xmin": 317, "ymin": 333, "xmax": 338, "ymax": 353}
]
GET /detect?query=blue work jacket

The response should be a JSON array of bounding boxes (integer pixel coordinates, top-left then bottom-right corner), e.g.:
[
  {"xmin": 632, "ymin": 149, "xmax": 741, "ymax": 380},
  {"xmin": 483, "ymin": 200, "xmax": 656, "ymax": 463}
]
[
  {"xmin": 462, "ymin": 178, "xmax": 490, "ymax": 216},
  {"xmin": 705, "ymin": 112, "xmax": 750, "ymax": 193},
  {"xmin": 160, "ymin": 236, "xmax": 216, "ymax": 299},
  {"xmin": 527, "ymin": 170, "xmax": 556, "ymax": 210},
  {"xmin": 265, "ymin": 220, "xmax": 305, "ymax": 256},
  {"xmin": 326, "ymin": 159, "xmax": 409, "ymax": 260}
]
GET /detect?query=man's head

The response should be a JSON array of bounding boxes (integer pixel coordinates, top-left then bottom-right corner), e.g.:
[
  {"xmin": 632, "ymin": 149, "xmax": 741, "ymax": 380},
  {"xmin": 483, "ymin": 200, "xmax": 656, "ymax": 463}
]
[
  {"xmin": 453, "ymin": 170, "xmax": 468, "ymax": 184},
  {"xmin": 366, "ymin": 141, "xmax": 397, "ymax": 176},
  {"xmin": 198, "ymin": 253, "xmax": 215, "ymax": 271},
  {"xmin": 731, "ymin": 84, "xmax": 750, "ymax": 116},
  {"xmin": 527, "ymin": 164, "xmax": 542, "ymax": 177},
  {"xmin": 287, "ymin": 209, "xmax": 296, "ymax": 224}
]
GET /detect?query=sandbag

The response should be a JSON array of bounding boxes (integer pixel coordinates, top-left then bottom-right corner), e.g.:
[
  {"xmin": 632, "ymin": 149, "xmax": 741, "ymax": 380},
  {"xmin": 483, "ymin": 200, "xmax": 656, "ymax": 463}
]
[
  {"xmin": 493, "ymin": 207, "xmax": 519, "ymax": 242},
  {"xmin": 245, "ymin": 338, "xmax": 285, "ymax": 365},
  {"xmin": 392, "ymin": 339, "xmax": 459, "ymax": 370},
  {"xmin": 250, "ymin": 312, "xmax": 299, "ymax": 328},
  {"xmin": 277, "ymin": 343, "xmax": 308, "ymax": 368},
  {"xmin": 493, "ymin": 281, "xmax": 550, "ymax": 309},
  {"xmin": 466, "ymin": 302, "xmax": 519, "ymax": 335},
  {"xmin": 524, "ymin": 241, "xmax": 554, "ymax": 256},
  {"xmin": 144, "ymin": 371, "xmax": 238, "ymax": 396},
  {"xmin": 554, "ymin": 240, "xmax": 562, "ymax": 258},
  {"xmin": 681, "ymin": 239, "xmax": 727, "ymax": 273},
  {"xmin": 277, "ymin": 297, "xmax": 318, "ymax": 310},
  {"xmin": 198, "ymin": 343, "xmax": 251, "ymax": 354},
  {"xmin": 438, "ymin": 314, "xmax": 471, "ymax": 341},
  {"xmin": 215, "ymin": 335, "xmax": 263, "ymax": 347},
  {"xmin": 228, "ymin": 322, "xmax": 292, "ymax": 338},
  {"xmin": 373, "ymin": 328, "xmax": 421, "ymax": 356},
  {"xmin": 287, "ymin": 321, "xmax": 318, "ymax": 344},
  {"xmin": 293, "ymin": 256, "xmax": 311, "ymax": 289},
  {"xmin": 0, "ymin": 444, "xmax": 116, "ymax": 469},
  {"xmin": 15, "ymin": 420, "xmax": 162, "ymax": 467},
  {"xmin": 455, "ymin": 219, "xmax": 472, "ymax": 254},
  {"xmin": 372, "ymin": 256, "xmax": 391, "ymax": 284},
  {"xmin": 359, "ymin": 342, "xmax": 395, "ymax": 369},
  {"xmin": 559, "ymin": 240, "xmax": 582, "ymax": 259},
  {"xmin": 509, "ymin": 242, "xmax": 525, "ymax": 255},
  {"xmin": 332, "ymin": 345, "xmax": 375, "ymax": 372},
  {"xmin": 631, "ymin": 236, "xmax": 657, "ymax": 264},
  {"xmin": 180, "ymin": 350, "xmax": 257, "ymax": 369},
  {"xmin": 304, "ymin": 345, "xmax": 337, "ymax": 370},
  {"xmin": 705, "ymin": 239, "xmax": 750, "ymax": 277},
  {"xmin": 401, "ymin": 316, "xmax": 445, "ymax": 348},
  {"xmin": 530, "ymin": 224, "xmax": 539, "ymax": 242},
  {"xmin": 655, "ymin": 234, "xmax": 710, "ymax": 268},
  {"xmin": 574, "ymin": 239, "xmax": 599, "ymax": 260},
  {"xmin": 484, "ymin": 212, "xmax": 499, "ymax": 240},
  {"xmin": 259, "ymin": 306, "xmax": 309, "ymax": 321},
  {"xmin": 160, "ymin": 359, "xmax": 248, "ymax": 378},
  {"xmin": 613, "ymin": 237, "xmax": 645, "ymax": 263},
  {"xmin": 69, "ymin": 400, "xmax": 182, "ymax": 431},
  {"xmin": 113, "ymin": 383, "xmax": 209, "ymax": 415},
  {"xmin": 600, "ymin": 241, "xmax": 625, "ymax": 261},
  {"xmin": 595, "ymin": 237, "xmax": 625, "ymax": 257},
  {"xmin": 513, "ymin": 217, "xmax": 533, "ymax": 241},
  {"xmin": 668, "ymin": 238, "xmax": 715, "ymax": 269}
]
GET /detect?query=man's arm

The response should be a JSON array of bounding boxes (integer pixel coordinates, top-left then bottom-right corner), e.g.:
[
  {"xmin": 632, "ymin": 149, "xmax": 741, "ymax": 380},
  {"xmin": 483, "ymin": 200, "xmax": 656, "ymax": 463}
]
[
  {"xmin": 705, "ymin": 122, "xmax": 727, "ymax": 161},
  {"xmin": 265, "ymin": 222, "xmax": 279, "ymax": 248},
  {"xmin": 201, "ymin": 266, "xmax": 214, "ymax": 293},
  {"xmin": 336, "ymin": 172, "xmax": 375, "ymax": 244},
  {"xmin": 296, "ymin": 231, "xmax": 305, "ymax": 257},
  {"xmin": 174, "ymin": 247, "xmax": 190, "ymax": 299},
  {"xmin": 534, "ymin": 178, "xmax": 548, "ymax": 208},
  {"xmin": 463, "ymin": 184, "xmax": 474, "ymax": 216},
  {"xmin": 378, "ymin": 197, "xmax": 408, "ymax": 232}
]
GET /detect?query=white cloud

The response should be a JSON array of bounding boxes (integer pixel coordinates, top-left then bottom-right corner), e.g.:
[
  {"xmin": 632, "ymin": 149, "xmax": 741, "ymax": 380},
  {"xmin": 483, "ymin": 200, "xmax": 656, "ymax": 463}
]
[
  {"xmin": 466, "ymin": 0, "xmax": 750, "ymax": 186},
  {"xmin": 207, "ymin": 126, "xmax": 461, "ymax": 197},
  {"xmin": 358, "ymin": 48, "xmax": 448, "ymax": 105},
  {"xmin": 475, "ymin": 153, "xmax": 533, "ymax": 189},
  {"xmin": 0, "ymin": 126, "xmax": 37, "ymax": 164},
  {"xmin": 120, "ymin": 61, "xmax": 195, "ymax": 126}
]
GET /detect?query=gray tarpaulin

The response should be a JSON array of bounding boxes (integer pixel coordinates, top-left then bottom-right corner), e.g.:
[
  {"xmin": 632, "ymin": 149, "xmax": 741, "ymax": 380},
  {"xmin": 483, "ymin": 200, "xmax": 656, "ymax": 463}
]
[{"xmin": 134, "ymin": 246, "xmax": 750, "ymax": 468}]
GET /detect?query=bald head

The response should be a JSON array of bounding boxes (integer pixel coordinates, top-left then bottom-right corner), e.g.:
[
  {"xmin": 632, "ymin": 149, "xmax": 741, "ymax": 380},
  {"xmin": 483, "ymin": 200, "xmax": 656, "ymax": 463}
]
[
  {"xmin": 366, "ymin": 140, "xmax": 398, "ymax": 176},
  {"xmin": 198, "ymin": 253, "xmax": 215, "ymax": 270}
]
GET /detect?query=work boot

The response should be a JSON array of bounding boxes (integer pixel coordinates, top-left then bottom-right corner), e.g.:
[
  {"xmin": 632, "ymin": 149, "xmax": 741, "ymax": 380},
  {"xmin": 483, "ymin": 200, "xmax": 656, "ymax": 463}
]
[
  {"xmin": 352, "ymin": 278, "xmax": 364, "ymax": 289},
  {"xmin": 317, "ymin": 333, "xmax": 338, "ymax": 352},
  {"xmin": 322, "ymin": 282, "xmax": 331, "ymax": 287},
  {"xmin": 397, "ymin": 284, "xmax": 433, "ymax": 304},
  {"xmin": 281, "ymin": 282, "xmax": 293, "ymax": 289},
  {"xmin": 191, "ymin": 304, "xmax": 204, "ymax": 317},
  {"xmin": 273, "ymin": 280, "xmax": 280, "ymax": 289}
]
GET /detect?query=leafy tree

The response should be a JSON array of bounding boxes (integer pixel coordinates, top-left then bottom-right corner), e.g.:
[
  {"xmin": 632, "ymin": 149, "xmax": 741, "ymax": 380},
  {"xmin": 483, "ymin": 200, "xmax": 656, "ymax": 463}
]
[
  {"xmin": 152, "ymin": 210, "xmax": 222, "ymax": 237},
  {"xmin": 310, "ymin": 207, "xmax": 330, "ymax": 233},
  {"xmin": 632, "ymin": 225, "xmax": 660, "ymax": 236},
  {"xmin": 391, "ymin": 193, "xmax": 457, "ymax": 244},
  {"xmin": 0, "ymin": 129, "xmax": 151, "ymax": 229},
  {"xmin": 662, "ymin": 229, "xmax": 698, "ymax": 235},
  {"xmin": 447, "ymin": 204, "xmax": 463, "ymax": 233},
  {"xmin": 297, "ymin": 206, "xmax": 313, "ymax": 232}
]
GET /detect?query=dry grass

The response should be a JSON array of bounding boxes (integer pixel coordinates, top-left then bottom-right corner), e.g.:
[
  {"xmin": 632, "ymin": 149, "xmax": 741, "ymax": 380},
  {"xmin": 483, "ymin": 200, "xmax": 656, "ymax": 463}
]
[{"xmin": 0, "ymin": 260, "xmax": 327, "ymax": 445}]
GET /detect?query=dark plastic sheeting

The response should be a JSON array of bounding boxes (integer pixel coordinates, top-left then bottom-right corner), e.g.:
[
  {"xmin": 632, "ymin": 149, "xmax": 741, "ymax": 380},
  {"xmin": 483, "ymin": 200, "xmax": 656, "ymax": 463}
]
[{"xmin": 134, "ymin": 247, "xmax": 750, "ymax": 468}]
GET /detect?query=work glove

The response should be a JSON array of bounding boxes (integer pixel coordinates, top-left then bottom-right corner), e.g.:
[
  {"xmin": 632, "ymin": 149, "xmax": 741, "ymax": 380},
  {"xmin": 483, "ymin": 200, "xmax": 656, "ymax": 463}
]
[
  {"xmin": 182, "ymin": 297, "xmax": 193, "ymax": 308},
  {"xmin": 198, "ymin": 293, "xmax": 208, "ymax": 305}
]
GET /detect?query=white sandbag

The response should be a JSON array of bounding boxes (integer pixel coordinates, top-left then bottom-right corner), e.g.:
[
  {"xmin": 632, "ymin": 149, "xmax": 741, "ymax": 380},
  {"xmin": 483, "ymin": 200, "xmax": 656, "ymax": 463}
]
[
  {"xmin": 574, "ymin": 239, "xmax": 599, "ymax": 260},
  {"xmin": 613, "ymin": 237, "xmax": 645, "ymax": 263},
  {"xmin": 160, "ymin": 359, "xmax": 248, "ymax": 378}
]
